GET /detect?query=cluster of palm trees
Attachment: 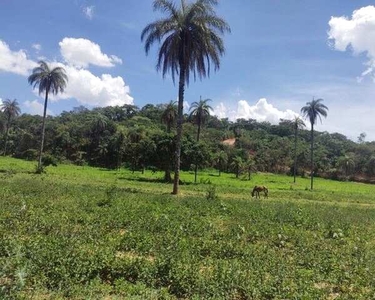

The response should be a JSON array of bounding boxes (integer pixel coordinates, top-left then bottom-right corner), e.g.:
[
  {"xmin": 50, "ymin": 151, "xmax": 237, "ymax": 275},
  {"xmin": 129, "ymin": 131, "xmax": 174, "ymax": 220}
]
[
  {"xmin": 160, "ymin": 96, "xmax": 213, "ymax": 184},
  {"xmin": 1, "ymin": 60, "xmax": 68, "ymax": 173},
  {"xmin": 142, "ymin": 0, "xmax": 329, "ymax": 192},
  {"xmin": 0, "ymin": 0, "xmax": 329, "ymax": 193},
  {"xmin": 0, "ymin": 62, "xmax": 68, "ymax": 172}
]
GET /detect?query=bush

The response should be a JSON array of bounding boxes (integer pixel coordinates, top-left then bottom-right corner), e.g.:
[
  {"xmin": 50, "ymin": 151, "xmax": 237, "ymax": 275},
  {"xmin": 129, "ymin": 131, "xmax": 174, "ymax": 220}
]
[
  {"xmin": 206, "ymin": 185, "xmax": 218, "ymax": 201},
  {"xmin": 42, "ymin": 154, "xmax": 58, "ymax": 167}
]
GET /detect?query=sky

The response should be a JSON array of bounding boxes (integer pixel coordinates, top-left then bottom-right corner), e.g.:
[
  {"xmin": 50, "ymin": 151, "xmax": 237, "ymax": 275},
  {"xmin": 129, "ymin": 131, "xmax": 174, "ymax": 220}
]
[{"xmin": 1, "ymin": 0, "xmax": 375, "ymax": 140}]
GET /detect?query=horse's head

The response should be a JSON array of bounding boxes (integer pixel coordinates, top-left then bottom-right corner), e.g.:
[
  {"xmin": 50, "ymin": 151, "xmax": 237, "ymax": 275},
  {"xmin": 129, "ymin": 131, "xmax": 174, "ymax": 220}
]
[{"xmin": 251, "ymin": 190, "xmax": 255, "ymax": 197}]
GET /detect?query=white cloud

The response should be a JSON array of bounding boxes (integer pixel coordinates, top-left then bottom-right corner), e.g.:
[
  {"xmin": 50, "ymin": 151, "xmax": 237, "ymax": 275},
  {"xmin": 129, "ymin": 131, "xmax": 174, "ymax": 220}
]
[
  {"xmin": 32, "ymin": 43, "xmax": 42, "ymax": 52},
  {"xmin": 183, "ymin": 100, "xmax": 190, "ymax": 112},
  {"xmin": 328, "ymin": 6, "xmax": 375, "ymax": 80},
  {"xmin": 236, "ymin": 98, "xmax": 298, "ymax": 123},
  {"xmin": 0, "ymin": 40, "xmax": 37, "ymax": 76},
  {"xmin": 0, "ymin": 98, "xmax": 3, "ymax": 107},
  {"xmin": 24, "ymin": 100, "xmax": 53, "ymax": 116},
  {"xmin": 51, "ymin": 63, "xmax": 133, "ymax": 107},
  {"xmin": 83, "ymin": 5, "xmax": 95, "ymax": 20},
  {"xmin": 212, "ymin": 98, "xmax": 298, "ymax": 124},
  {"xmin": 59, "ymin": 37, "xmax": 122, "ymax": 68},
  {"xmin": 214, "ymin": 102, "xmax": 227, "ymax": 119}
]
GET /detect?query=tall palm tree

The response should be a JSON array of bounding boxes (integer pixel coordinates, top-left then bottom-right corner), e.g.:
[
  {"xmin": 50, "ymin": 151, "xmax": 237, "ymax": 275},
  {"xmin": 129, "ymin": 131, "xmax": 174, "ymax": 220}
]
[
  {"xmin": 190, "ymin": 96, "xmax": 212, "ymax": 183},
  {"xmin": 28, "ymin": 61, "xmax": 68, "ymax": 172},
  {"xmin": 161, "ymin": 101, "xmax": 177, "ymax": 133},
  {"xmin": 301, "ymin": 98, "xmax": 328, "ymax": 190},
  {"xmin": 292, "ymin": 116, "xmax": 305, "ymax": 183},
  {"xmin": 0, "ymin": 99, "xmax": 21, "ymax": 156},
  {"xmin": 141, "ymin": 0, "xmax": 230, "ymax": 194}
]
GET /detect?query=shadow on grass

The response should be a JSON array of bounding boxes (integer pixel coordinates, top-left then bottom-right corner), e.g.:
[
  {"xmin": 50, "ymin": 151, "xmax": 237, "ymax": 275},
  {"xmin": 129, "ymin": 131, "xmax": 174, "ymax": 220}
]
[{"xmin": 118, "ymin": 176, "xmax": 194, "ymax": 185}]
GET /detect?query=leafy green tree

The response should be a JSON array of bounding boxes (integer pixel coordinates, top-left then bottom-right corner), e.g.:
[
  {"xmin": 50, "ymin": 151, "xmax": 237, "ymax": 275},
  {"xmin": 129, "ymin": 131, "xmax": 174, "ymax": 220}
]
[
  {"xmin": 231, "ymin": 156, "xmax": 244, "ymax": 179},
  {"xmin": 28, "ymin": 61, "xmax": 68, "ymax": 172},
  {"xmin": 292, "ymin": 116, "xmax": 305, "ymax": 183},
  {"xmin": 152, "ymin": 132, "xmax": 175, "ymax": 182},
  {"xmin": 337, "ymin": 155, "xmax": 355, "ymax": 177},
  {"xmin": 161, "ymin": 101, "xmax": 177, "ymax": 133},
  {"xmin": 301, "ymin": 98, "xmax": 328, "ymax": 190},
  {"xmin": 190, "ymin": 97, "xmax": 212, "ymax": 182},
  {"xmin": 214, "ymin": 150, "xmax": 228, "ymax": 176},
  {"xmin": 141, "ymin": 0, "xmax": 230, "ymax": 194},
  {"xmin": 244, "ymin": 157, "xmax": 255, "ymax": 180},
  {"xmin": 0, "ymin": 99, "xmax": 21, "ymax": 155}
]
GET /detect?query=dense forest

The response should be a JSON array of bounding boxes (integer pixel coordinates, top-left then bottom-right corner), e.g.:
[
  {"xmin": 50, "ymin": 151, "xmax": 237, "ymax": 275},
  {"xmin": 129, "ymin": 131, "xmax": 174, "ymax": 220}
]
[{"xmin": 0, "ymin": 102, "xmax": 374, "ymax": 183}]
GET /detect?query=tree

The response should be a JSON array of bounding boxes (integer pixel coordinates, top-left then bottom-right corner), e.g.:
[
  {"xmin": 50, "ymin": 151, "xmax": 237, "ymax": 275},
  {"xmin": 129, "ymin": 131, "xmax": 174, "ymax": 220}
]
[
  {"xmin": 358, "ymin": 132, "xmax": 366, "ymax": 144},
  {"xmin": 28, "ymin": 61, "xmax": 68, "ymax": 172},
  {"xmin": 231, "ymin": 156, "xmax": 244, "ymax": 179},
  {"xmin": 190, "ymin": 96, "xmax": 212, "ymax": 182},
  {"xmin": 190, "ymin": 97, "xmax": 212, "ymax": 141},
  {"xmin": 337, "ymin": 155, "xmax": 355, "ymax": 177},
  {"xmin": 301, "ymin": 98, "xmax": 328, "ymax": 190},
  {"xmin": 161, "ymin": 101, "xmax": 177, "ymax": 133},
  {"xmin": 141, "ymin": 0, "xmax": 230, "ymax": 194},
  {"xmin": 0, "ymin": 99, "xmax": 21, "ymax": 155},
  {"xmin": 292, "ymin": 116, "xmax": 305, "ymax": 183},
  {"xmin": 214, "ymin": 150, "xmax": 228, "ymax": 176},
  {"xmin": 244, "ymin": 157, "xmax": 255, "ymax": 180}
]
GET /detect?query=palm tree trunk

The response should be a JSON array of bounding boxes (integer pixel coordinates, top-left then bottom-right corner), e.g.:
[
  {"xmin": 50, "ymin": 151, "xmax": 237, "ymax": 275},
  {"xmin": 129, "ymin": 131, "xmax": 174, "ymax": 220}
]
[
  {"xmin": 293, "ymin": 127, "xmax": 297, "ymax": 183},
  {"xmin": 3, "ymin": 116, "xmax": 10, "ymax": 156},
  {"xmin": 310, "ymin": 124, "xmax": 314, "ymax": 190},
  {"xmin": 172, "ymin": 62, "xmax": 185, "ymax": 194},
  {"xmin": 38, "ymin": 88, "xmax": 50, "ymax": 171}
]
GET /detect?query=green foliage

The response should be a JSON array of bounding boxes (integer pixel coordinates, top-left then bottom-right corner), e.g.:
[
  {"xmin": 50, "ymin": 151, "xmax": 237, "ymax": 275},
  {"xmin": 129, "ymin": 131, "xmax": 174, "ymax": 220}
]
[
  {"xmin": 1, "ymin": 98, "xmax": 375, "ymax": 184},
  {"xmin": 1, "ymin": 157, "xmax": 375, "ymax": 298},
  {"xmin": 205, "ymin": 184, "xmax": 218, "ymax": 201}
]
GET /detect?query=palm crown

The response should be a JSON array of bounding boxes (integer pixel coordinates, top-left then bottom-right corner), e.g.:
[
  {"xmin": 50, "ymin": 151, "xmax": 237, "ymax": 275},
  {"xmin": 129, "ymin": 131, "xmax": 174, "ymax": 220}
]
[
  {"xmin": 1, "ymin": 99, "xmax": 21, "ymax": 121},
  {"xmin": 28, "ymin": 61, "xmax": 68, "ymax": 96},
  {"xmin": 293, "ymin": 116, "xmax": 305, "ymax": 130},
  {"xmin": 301, "ymin": 99, "xmax": 328, "ymax": 126},
  {"xmin": 189, "ymin": 98, "xmax": 212, "ymax": 125},
  {"xmin": 141, "ymin": 0, "xmax": 231, "ymax": 84},
  {"xmin": 161, "ymin": 101, "xmax": 178, "ymax": 132}
]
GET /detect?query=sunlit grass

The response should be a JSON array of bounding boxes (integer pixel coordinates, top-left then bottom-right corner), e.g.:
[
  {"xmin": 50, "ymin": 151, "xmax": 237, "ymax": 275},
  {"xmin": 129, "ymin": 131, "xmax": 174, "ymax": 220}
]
[{"xmin": 1, "ymin": 157, "xmax": 375, "ymax": 299}]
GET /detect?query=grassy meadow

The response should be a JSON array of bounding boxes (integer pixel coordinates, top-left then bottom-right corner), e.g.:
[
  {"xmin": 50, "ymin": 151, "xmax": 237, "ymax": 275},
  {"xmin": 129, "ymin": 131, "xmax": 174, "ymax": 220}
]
[{"xmin": 1, "ymin": 157, "xmax": 375, "ymax": 299}]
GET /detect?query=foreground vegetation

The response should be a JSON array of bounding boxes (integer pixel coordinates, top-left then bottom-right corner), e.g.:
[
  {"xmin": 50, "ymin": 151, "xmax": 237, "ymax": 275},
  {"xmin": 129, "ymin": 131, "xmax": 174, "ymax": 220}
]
[{"xmin": 1, "ymin": 157, "xmax": 375, "ymax": 299}]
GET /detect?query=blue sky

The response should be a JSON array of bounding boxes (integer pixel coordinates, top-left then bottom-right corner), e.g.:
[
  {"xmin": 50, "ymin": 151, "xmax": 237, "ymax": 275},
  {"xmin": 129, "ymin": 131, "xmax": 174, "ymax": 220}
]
[{"xmin": 1, "ymin": 0, "xmax": 375, "ymax": 140}]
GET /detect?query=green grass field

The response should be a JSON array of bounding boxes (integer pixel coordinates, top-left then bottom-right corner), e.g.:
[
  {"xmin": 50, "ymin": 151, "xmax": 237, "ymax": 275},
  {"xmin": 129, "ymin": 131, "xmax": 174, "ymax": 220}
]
[{"xmin": 1, "ymin": 157, "xmax": 375, "ymax": 299}]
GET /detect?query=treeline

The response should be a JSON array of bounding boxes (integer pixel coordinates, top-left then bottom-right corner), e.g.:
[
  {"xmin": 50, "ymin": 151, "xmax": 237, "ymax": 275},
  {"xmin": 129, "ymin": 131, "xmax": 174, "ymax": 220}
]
[{"xmin": 1, "ymin": 103, "xmax": 375, "ymax": 182}]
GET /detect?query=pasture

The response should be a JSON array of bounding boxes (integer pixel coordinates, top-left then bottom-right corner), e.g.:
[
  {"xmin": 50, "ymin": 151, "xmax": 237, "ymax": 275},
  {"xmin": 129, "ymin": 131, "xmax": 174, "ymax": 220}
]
[{"xmin": 1, "ymin": 157, "xmax": 375, "ymax": 299}]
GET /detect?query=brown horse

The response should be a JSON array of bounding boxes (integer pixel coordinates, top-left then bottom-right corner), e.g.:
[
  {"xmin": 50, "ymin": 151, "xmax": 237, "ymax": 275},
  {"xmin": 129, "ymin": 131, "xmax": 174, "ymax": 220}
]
[{"xmin": 251, "ymin": 186, "xmax": 268, "ymax": 198}]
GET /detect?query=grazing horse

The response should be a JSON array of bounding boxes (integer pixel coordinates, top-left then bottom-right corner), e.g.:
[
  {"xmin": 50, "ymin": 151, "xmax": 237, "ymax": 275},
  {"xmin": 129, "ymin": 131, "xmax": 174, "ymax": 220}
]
[{"xmin": 252, "ymin": 186, "xmax": 268, "ymax": 198}]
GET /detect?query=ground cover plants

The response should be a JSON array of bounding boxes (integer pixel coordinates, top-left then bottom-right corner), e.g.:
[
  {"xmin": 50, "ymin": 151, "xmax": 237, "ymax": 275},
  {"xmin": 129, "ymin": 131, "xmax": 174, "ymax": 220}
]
[{"xmin": 1, "ymin": 157, "xmax": 375, "ymax": 299}]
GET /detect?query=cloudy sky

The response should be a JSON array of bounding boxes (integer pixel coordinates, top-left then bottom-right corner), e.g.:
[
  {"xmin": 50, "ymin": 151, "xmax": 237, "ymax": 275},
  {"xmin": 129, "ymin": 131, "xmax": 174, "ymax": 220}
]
[{"xmin": 1, "ymin": 0, "xmax": 375, "ymax": 140}]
